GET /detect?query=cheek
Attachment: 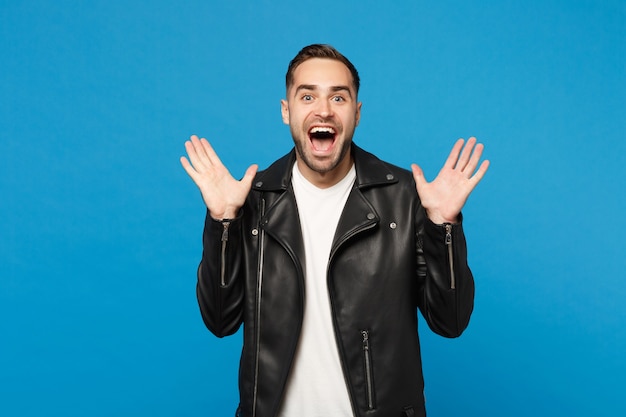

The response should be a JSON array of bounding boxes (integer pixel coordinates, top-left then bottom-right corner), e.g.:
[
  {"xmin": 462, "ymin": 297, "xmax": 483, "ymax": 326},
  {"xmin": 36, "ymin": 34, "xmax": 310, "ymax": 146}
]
[
  {"xmin": 339, "ymin": 111, "xmax": 357, "ymax": 128},
  {"xmin": 293, "ymin": 112, "xmax": 310, "ymax": 129}
]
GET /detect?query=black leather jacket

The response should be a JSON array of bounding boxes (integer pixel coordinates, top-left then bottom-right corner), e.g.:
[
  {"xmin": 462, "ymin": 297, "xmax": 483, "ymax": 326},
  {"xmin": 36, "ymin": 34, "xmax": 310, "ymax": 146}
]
[{"xmin": 197, "ymin": 145, "xmax": 475, "ymax": 417}]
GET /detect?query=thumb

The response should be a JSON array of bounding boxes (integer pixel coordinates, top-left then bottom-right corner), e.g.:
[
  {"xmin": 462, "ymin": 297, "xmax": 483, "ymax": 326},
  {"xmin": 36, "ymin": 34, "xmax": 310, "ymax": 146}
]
[
  {"xmin": 241, "ymin": 164, "xmax": 259, "ymax": 187},
  {"xmin": 411, "ymin": 163, "xmax": 426, "ymax": 189}
]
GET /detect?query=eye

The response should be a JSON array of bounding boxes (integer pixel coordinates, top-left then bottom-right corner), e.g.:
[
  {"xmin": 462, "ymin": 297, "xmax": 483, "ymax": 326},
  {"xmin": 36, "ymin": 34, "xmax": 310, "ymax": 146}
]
[
  {"xmin": 302, "ymin": 94, "xmax": 313, "ymax": 101},
  {"xmin": 332, "ymin": 95, "xmax": 345, "ymax": 102}
]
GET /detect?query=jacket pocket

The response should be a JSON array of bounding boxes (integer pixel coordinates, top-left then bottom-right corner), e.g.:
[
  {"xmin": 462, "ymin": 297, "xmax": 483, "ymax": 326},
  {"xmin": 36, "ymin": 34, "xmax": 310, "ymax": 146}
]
[{"xmin": 361, "ymin": 329, "xmax": 376, "ymax": 410}]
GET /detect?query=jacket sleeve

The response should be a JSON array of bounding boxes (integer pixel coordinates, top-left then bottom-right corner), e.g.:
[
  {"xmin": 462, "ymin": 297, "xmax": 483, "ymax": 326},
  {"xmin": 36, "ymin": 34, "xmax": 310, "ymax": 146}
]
[
  {"xmin": 196, "ymin": 211, "xmax": 245, "ymax": 338},
  {"xmin": 417, "ymin": 213, "xmax": 475, "ymax": 338}
]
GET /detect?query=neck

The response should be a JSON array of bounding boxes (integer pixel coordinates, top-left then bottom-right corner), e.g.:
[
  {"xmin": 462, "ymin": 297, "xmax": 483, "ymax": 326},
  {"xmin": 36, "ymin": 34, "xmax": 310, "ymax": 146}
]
[{"xmin": 295, "ymin": 153, "xmax": 353, "ymax": 189}]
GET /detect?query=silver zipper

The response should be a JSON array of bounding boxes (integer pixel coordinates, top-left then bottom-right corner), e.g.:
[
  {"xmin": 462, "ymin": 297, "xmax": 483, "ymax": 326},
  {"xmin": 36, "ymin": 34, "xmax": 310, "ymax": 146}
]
[
  {"xmin": 219, "ymin": 221, "xmax": 231, "ymax": 288},
  {"xmin": 252, "ymin": 198, "xmax": 266, "ymax": 417},
  {"xmin": 361, "ymin": 330, "xmax": 375, "ymax": 410},
  {"xmin": 445, "ymin": 223, "xmax": 455, "ymax": 290}
]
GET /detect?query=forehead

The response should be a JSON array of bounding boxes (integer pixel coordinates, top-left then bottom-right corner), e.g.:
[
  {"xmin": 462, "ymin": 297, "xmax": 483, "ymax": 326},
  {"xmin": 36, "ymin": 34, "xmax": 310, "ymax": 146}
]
[{"xmin": 290, "ymin": 58, "xmax": 355, "ymax": 93}]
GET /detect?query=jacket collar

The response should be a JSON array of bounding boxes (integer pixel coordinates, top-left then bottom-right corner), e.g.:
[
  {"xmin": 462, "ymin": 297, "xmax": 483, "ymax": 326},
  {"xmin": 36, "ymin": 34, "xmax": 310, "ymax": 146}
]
[{"xmin": 252, "ymin": 144, "xmax": 399, "ymax": 192}]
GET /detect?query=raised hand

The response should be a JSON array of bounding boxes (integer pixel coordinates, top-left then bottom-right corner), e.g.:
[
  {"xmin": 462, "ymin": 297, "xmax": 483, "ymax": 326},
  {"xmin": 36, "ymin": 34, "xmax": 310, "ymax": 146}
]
[
  {"xmin": 411, "ymin": 137, "xmax": 489, "ymax": 224},
  {"xmin": 180, "ymin": 135, "xmax": 258, "ymax": 219}
]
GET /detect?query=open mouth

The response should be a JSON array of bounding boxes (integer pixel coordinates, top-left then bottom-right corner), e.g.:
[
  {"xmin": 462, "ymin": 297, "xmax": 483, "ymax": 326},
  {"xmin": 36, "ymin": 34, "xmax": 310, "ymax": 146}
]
[{"xmin": 308, "ymin": 126, "xmax": 336, "ymax": 152}]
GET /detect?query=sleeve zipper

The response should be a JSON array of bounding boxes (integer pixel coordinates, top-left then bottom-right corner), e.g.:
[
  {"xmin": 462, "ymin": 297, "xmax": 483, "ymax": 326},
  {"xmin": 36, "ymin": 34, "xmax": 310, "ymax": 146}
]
[
  {"xmin": 219, "ymin": 220, "xmax": 231, "ymax": 288},
  {"xmin": 444, "ymin": 223, "xmax": 456, "ymax": 290}
]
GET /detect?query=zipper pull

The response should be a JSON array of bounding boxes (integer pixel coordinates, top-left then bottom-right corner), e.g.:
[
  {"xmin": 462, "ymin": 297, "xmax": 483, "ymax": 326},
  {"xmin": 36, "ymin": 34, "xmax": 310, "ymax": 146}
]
[
  {"xmin": 444, "ymin": 223, "xmax": 452, "ymax": 246},
  {"xmin": 361, "ymin": 330, "xmax": 370, "ymax": 350},
  {"xmin": 221, "ymin": 220, "xmax": 231, "ymax": 242}
]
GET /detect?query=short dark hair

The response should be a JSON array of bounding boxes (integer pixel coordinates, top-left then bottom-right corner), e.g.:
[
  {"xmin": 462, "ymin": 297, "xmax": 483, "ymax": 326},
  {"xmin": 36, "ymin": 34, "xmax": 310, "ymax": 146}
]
[{"xmin": 285, "ymin": 44, "xmax": 360, "ymax": 95}]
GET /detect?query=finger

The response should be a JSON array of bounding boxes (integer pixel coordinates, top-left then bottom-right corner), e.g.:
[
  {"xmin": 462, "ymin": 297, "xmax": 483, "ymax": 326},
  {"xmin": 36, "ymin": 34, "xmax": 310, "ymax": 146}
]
[
  {"xmin": 189, "ymin": 135, "xmax": 205, "ymax": 154},
  {"xmin": 456, "ymin": 137, "xmax": 477, "ymax": 171},
  {"xmin": 191, "ymin": 135, "xmax": 214, "ymax": 163},
  {"xmin": 185, "ymin": 139, "xmax": 209, "ymax": 172},
  {"xmin": 470, "ymin": 159, "xmax": 490, "ymax": 184},
  {"xmin": 443, "ymin": 138, "xmax": 465, "ymax": 170},
  {"xmin": 180, "ymin": 156, "xmax": 201, "ymax": 183},
  {"xmin": 199, "ymin": 137, "xmax": 224, "ymax": 168},
  {"xmin": 180, "ymin": 155, "xmax": 193, "ymax": 174},
  {"xmin": 462, "ymin": 141, "xmax": 485, "ymax": 177}
]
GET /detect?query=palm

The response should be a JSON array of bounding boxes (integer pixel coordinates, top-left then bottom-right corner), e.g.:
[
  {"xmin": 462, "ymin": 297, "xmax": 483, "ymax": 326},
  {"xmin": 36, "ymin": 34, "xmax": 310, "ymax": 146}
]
[
  {"xmin": 181, "ymin": 135, "xmax": 258, "ymax": 219},
  {"xmin": 411, "ymin": 138, "xmax": 489, "ymax": 224}
]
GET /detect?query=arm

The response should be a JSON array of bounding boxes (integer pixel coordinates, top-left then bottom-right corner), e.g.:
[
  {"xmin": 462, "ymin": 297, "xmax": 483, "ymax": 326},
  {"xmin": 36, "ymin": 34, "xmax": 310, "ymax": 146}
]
[
  {"xmin": 181, "ymin": 135, "xmax": 258, "ymax": 336},
  {"xmin": 196, "ymin": 213, "xmax": 246, "ymax": 337},
  {"xmin": 417, "ymin": 214, "xmax": 475, "ymax": 337},
  {"xmin": 413, "ymin": 137, "xmax": 489, "ymax": 337}
]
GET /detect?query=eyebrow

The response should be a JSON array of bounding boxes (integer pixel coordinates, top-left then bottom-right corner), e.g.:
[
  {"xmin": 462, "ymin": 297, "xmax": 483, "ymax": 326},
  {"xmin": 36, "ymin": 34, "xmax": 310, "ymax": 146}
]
[{"xmin": 294, "ymin": 84, "xmax": 354, "ymax": 99}]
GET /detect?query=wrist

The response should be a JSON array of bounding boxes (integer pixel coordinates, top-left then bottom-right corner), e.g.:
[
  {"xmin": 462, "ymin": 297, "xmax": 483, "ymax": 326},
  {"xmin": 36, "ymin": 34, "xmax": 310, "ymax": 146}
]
[
  {"xmin": 425, "ymin": 209, "xmax": 458, "ymax": 225},
  {"xmin": 209, "ymin": 209, "xmax": 238, "ymax": 221}
]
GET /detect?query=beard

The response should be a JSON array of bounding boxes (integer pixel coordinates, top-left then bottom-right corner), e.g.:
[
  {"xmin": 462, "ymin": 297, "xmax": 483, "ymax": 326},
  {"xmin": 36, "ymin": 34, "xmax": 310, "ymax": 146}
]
[{"xmin": 291, "ymin": 126, "xmax": 354, "ymax": 175}]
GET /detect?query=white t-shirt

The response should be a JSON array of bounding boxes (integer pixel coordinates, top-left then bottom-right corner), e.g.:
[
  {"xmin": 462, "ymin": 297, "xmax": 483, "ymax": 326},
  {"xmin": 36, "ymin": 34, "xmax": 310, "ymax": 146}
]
[{"xmin": 277, "ymin": 162, "xmax": 356, "ymax": 417}]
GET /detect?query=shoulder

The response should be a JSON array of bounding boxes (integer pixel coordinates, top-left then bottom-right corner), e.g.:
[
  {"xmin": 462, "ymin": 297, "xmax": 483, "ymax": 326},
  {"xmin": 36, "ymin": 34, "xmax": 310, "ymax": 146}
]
[
  {"xmin": 353, "ymin": 145, "xmax": 415, "ymax": 189},
  {"xmin": 252, "ymin": 149, "xmax": 297, "ymax": 192}
]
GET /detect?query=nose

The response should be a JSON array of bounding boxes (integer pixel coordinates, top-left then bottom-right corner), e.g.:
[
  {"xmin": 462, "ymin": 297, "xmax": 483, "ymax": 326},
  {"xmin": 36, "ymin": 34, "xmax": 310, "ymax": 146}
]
[{"xmin": 316, "ymin": 99, "xmax": 333, "ymax": 118}]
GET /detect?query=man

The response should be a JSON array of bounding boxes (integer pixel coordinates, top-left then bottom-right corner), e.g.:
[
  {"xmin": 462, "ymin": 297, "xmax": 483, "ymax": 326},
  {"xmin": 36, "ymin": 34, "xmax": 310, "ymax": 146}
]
[{"xmin": 181, "ymin": 44, "xmax": 489, "ymax": 417}]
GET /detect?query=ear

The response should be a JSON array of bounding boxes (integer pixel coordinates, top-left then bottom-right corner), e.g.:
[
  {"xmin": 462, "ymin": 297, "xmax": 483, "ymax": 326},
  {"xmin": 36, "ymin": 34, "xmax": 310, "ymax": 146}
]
[
  {"xmin": 280, "ymin": 99, "xmax": 289, "ymax": 125},
  {"xmin": 355, "ymin": 101, "xmax": 362, "ymax": 126}
]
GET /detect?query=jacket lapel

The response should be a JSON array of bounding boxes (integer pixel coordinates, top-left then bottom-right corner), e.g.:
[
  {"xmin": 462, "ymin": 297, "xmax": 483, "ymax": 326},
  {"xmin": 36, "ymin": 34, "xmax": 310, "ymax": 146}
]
[
  {"xmin": 261, "ymin": 189, "xmax": 305, "ymax": 273},
  {"xmin": 331, "ymin": 145, "xmax": 399, "ymax": 254},
  {"xmin": 331, "ymin": 187, "xmax": 379, "ymax": 256},
  {"xmin": 252, "ymin": 144, "xmax": 399, "ymax": 271},
  {"xmin": 253, "ymin": 150, "xmax": 305, "ymax": 273}
]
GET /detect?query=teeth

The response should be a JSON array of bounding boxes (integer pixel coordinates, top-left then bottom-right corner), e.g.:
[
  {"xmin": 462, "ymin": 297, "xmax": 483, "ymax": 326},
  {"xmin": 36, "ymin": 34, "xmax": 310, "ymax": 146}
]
[{"xmin": 310, "ymin": 126, "xmax": 335, "ymax": 134}]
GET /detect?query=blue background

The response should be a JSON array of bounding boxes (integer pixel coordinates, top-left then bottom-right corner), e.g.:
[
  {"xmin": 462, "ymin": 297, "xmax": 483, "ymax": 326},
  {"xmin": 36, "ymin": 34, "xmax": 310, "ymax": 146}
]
[{"xmin": 1, "ymin": 1, "xmax": 625, "ymax": 416}]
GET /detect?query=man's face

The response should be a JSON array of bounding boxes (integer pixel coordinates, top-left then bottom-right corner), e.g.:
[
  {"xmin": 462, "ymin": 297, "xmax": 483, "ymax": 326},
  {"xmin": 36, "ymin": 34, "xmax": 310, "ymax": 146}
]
[{"xmin": 281, "ymin": 58, "xmax": 362, "ymax": 187}]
